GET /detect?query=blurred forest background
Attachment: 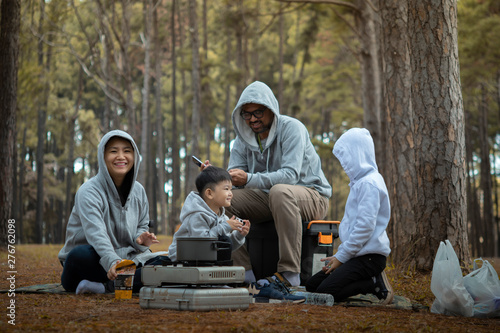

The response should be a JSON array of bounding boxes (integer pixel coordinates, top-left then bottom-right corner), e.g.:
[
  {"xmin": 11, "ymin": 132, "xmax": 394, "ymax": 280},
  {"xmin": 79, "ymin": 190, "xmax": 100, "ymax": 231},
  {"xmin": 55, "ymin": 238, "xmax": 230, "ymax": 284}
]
[{"xmin": 1, "ymin": 0, "xmax": 500, "ymax": 266}]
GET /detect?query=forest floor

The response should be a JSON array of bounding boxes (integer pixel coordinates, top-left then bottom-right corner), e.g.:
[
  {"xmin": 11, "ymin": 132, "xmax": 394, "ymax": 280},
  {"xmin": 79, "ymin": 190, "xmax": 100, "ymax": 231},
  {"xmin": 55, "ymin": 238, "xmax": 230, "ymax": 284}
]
[{"xmin": 1, "ymin": 237, "xmax": 499, "ymax": 332}]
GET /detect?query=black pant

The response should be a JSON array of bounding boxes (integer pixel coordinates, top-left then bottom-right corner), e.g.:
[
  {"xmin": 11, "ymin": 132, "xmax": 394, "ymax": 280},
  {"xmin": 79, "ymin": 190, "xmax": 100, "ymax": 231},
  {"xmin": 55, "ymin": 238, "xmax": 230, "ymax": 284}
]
[
  {"xmin": 305, "ymin": 254, "xmax": 386, "ymax": 302},
  {"xmin": 61, "ymin": 245, "xmax": 171, "ymax": 293}
]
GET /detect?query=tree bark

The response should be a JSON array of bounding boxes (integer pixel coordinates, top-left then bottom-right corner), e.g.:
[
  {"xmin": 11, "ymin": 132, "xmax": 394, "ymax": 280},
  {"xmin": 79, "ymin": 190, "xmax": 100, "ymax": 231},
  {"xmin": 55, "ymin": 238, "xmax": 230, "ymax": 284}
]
[
  {"xmin": 479, "ymin": 83, "xmax": 495, "ymax": 256},
  {"xmin": 153, "ymin": 3, "xmax": 166, "ymax": 235},
  {"xmin": 35, "ymin": 0, "xmax": 49, "ymax": 244},
  {"xmin": 354, "ymin": 0, "xmax": 384, "ymax": 171},
  {"xmin": 170, "ymin": 0, "xmax": 180, "ymax": 235},
  {"xmin": 0, "ymin": 0, "xmax": 20, "ymax": 245},
  {"xmin": 381, "ymin": 0, "xmax": 470, "ymax": 269},
  {"xmin": 188, "ymin": 0, "xmax": 201, "ymax": 192}
]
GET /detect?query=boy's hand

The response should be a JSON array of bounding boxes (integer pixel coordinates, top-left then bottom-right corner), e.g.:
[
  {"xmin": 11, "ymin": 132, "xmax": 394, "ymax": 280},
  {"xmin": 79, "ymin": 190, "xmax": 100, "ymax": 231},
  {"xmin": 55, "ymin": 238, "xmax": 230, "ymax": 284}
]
[
  {"xmin": 136, "ymin": 231, "xmax": 160, "ymax": 247},
  {"xmin": 227, "ymin": 216, "xmax": 251, "ymax": 236},
  {"xmin": 239, "ymin": 219, "xmax": 250, "ymax": 237},
  {"xmin": 226, "ymin": 215, "xmax": 244, "ymax": 231}
]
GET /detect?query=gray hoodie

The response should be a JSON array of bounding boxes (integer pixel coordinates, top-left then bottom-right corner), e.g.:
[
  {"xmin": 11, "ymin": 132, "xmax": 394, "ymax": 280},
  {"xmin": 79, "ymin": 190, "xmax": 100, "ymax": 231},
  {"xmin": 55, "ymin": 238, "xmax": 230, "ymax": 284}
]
[
  {"xmin": 168, "ymin": 191, "xmax": 245, "ymax": 262},
  {"xmin": 229, "ymin": 81, "xmax": 332, "ymax": 197},
  {"xmin": 58, "ymin": 130, "xmax": 154, "ymax": 272}
]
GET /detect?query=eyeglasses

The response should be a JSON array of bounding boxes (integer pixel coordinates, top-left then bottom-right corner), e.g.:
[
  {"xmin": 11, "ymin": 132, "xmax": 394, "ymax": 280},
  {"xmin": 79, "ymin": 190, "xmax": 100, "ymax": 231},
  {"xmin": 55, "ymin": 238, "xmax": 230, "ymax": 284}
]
[{"xmin": 240, "ymin": 109, "xmax": 266, "ymax": 120}]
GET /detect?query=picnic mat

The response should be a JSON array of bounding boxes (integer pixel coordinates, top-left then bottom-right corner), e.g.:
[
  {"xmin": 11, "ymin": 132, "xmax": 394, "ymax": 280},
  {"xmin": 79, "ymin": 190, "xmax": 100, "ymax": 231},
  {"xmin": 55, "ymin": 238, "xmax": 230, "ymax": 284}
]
[{"xmin": 1, "ymin": 283, "xmax": 427, "ymax": 310}]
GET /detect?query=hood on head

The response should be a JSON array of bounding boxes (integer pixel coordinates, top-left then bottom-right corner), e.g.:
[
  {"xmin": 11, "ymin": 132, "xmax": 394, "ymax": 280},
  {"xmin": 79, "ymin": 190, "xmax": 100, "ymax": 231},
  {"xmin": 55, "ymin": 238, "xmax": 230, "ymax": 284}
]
[
  {"xmin": 97, "ymin": 130, "xmax": 141, "ymax": 191},
  {"xmin": 232, "ymin": 81, "xmax": 280, "ymax": 149},
  {"xmin": 332, "ymin": 128, "xmax": 377, "ymax": 183}
]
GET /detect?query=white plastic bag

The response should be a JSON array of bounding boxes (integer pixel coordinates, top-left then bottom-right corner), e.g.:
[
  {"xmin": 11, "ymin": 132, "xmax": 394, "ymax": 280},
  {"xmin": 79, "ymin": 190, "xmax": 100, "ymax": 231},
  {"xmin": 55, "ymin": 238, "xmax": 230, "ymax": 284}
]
[
  {"xmin": 430, "ymin": 240, "xmax": 474, "ymax": 317},
  {"xmin": 463, "ymin": 258, "xmax": 500, "ymax": 318}
]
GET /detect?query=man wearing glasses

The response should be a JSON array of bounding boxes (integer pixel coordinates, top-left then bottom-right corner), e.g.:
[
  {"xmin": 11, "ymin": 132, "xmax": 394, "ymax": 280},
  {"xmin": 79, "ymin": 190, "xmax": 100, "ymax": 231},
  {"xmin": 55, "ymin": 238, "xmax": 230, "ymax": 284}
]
[{"xmin": 225, "ymin": 81, "xmax": 332, "ymax": 288}]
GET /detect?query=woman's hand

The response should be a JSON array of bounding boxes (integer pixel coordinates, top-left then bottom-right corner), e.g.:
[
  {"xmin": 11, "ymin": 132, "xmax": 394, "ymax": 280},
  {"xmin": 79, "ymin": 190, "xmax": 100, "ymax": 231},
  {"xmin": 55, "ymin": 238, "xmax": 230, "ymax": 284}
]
[
  {"xmin": 107, "ymin": 260, "xmax": 121, "ymax": 280},
  {"xmin": 136, "ymin": 231, "xmax": 160, "ymax": 247},
  {"xmin": 321, "ymin": 256, "xmax": 342, "ymax": 274}
]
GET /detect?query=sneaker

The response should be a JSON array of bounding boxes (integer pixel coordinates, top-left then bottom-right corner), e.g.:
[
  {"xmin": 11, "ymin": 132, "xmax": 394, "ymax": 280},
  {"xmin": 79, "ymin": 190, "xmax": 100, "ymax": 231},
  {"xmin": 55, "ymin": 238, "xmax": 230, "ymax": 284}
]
[
  {"xmin": 247, "ymin": 281, "xmax": 305, "ymax": 304},
  {"xmin": 373, "ymin": 270, "xmax": 394, "ymax": 305}
]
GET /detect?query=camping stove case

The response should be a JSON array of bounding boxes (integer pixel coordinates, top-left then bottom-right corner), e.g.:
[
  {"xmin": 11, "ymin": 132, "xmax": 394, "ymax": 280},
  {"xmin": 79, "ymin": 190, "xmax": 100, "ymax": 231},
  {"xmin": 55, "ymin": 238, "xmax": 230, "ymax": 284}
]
[
  {"xmin": 140, "ymin": 286, "xmax": 252, "ymax": 311},
  {"xmin": 140, "ymin": 264, "xmax": 251, "ymax": 311}
]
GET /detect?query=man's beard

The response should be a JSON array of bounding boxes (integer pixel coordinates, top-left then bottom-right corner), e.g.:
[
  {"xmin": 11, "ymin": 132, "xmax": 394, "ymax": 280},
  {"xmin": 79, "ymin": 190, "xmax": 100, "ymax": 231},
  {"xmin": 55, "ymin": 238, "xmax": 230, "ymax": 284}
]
[{"xmin": 250, "ymin": 121, "xmax": 271, "ymax": 134}]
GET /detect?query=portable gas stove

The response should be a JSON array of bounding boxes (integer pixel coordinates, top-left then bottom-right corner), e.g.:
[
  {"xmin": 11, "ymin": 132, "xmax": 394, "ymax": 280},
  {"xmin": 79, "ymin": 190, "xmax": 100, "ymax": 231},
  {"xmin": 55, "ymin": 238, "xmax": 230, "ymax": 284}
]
[{"xmin": 139, "ymin": 261, "xmax": 252, "ymax": 311}]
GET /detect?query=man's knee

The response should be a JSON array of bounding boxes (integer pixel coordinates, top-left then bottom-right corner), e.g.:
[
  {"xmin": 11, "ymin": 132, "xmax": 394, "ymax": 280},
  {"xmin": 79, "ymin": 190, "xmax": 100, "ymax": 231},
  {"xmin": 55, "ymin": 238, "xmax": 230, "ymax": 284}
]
[{"xmin": 269, "ymin": 184, "xmax": 295, "ymax": 202}]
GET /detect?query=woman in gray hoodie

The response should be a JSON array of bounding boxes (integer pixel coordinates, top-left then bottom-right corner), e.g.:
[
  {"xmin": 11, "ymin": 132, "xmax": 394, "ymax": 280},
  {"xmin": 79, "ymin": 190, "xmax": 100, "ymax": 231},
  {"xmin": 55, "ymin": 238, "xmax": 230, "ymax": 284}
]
[{"xmin": 58, "ymin": 130, "xmax": 168, "ymax": 294}]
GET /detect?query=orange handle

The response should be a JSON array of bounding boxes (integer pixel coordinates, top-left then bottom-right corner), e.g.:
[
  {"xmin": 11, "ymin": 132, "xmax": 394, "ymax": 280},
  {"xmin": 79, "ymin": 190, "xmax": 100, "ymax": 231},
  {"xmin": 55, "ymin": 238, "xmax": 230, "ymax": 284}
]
[
  {"xmin": 318, "ymin": 232, "xmax": 333, "ymax": 245},
  {"xmin": 307, "ymin": 220, "xmax": 340, "ymax": 229}
]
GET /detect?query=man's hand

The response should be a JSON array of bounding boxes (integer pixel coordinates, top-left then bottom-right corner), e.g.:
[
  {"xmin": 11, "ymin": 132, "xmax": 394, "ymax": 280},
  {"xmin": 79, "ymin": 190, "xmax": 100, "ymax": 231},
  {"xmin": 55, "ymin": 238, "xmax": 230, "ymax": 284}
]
[
  {"xmin": 200, "ymin": 160, "xmax": 212, "ymax": 171},
  {"xmin": 228, "ymin": 169, "xmax": 248, "ymax": 187},
  {"xmin": 136, "ymin": 231, "xmax": 159, "ymax": 247}
]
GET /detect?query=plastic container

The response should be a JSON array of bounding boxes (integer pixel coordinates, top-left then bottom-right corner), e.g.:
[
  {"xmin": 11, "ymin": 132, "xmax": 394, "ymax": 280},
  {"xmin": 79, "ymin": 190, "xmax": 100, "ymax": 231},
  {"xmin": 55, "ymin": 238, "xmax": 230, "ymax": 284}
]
[
  {"xmin": 114, "ymin": 260, "xmax": 136, "ymax": 299},
  {"xmin": 140, "ymin": 286, "xmax": 252, "ymax": 311},
  {"xmin": 291, "ymin": 291, "xmax": 334, "ymax": 306}
]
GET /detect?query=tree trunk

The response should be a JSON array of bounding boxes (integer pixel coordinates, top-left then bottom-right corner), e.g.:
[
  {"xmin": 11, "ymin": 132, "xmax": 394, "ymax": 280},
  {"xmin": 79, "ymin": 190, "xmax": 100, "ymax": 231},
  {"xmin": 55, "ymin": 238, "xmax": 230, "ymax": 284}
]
[
  {"xmin": 479, "ymin": 84, "xmax": 495, "ymax": 256},
  {"xmin": 178, "ymin": 1, "xmax": 190, "ymax": 208},
  {"xmin": 188, "ymin": 0, "xmax": 201, "ymax": 192},
  {"xmin": 223, "ymin": 22, "xmax": 232, "ymax": 169},
  {"xmin": 0, "ymin": 0, "xmax": 20, "ymax": 245},
  {"xmin": 121, "ymin": 0, "xmax": 136, "ymax": 136},
  {"xmin": 139, "ymin": 0, "xmax": 152, "ymax": 187},
  {"xmin": 153, "ymin": 3, "xmax": 166, "ymax": 235},
  {"xmin": 170, "ymin": 0, "xmax": 180, "ymax": 235},
  {"xmin": 64, "ymin": 69, "xmax": 83, "ymax": 242},
  {"xmin": 278, "ymin": 10, "xmax": 284, "ymax": 112},
  {"xmin": 18, "ymin": 127, "xmax": 27, "ymax": 243},
  {"xmin": 355, "ymin": 0, "xmax": 384, "ymax": 171},
  {"xmin": 381, "ymin": 0, "xmax": 470, "ymax": 269},
  {"xmin": 380, "ymin": 0, "xmax": 416, "ymax": 266},
  {"xmin": 35, "ymin": 0, "xmax": 49, "ymax": 244}
]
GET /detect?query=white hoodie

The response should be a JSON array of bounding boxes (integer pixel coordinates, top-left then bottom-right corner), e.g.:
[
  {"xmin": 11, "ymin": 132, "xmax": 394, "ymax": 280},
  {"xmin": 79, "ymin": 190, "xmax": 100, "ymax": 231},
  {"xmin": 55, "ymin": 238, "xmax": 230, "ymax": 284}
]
[{"xmin": 332, "ymin": 128, "xmax": 391, "ymax": 263}]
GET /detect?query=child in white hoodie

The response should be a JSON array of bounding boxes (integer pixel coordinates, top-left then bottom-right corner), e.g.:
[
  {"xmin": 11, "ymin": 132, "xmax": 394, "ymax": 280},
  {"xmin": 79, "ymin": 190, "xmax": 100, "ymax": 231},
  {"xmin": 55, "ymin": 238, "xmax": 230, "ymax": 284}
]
[{"xmin": 305, "ymin": 128, "xmax": 394, "ymax": 305}]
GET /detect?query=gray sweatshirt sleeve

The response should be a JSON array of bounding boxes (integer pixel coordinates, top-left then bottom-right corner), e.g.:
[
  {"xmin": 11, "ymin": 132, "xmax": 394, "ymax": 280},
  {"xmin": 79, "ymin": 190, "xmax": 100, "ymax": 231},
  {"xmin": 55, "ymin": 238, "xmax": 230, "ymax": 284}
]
[
  {"xmin": 132, "ymin": 184, "xmax": 151, "ymax": 253},
  {"xmin": 75, "ymin": 188, "xmax": 122, "ymax": 272}
]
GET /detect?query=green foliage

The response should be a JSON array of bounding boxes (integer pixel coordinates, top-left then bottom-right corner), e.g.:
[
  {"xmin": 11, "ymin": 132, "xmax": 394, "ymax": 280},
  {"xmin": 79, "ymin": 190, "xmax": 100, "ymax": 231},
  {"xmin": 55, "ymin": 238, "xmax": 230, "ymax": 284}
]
[{"xmin": 13, "ymin": 0, "xmax": 497, "ymax": 242}]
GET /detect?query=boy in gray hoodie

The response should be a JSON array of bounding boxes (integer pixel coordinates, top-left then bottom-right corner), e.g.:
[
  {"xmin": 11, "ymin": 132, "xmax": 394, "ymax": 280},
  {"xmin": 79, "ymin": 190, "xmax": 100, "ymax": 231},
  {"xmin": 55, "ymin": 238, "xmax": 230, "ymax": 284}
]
[
  {"xmin": 168, "ymin": 166, "xmax": 249, "ymax": 262},
  {"xmin": 222, "ymin": 81, "xmax": 332, "ymax": 287},
  {"xmin": 58, "ymin": 130, "xmax": 168, "ymax": 294}
]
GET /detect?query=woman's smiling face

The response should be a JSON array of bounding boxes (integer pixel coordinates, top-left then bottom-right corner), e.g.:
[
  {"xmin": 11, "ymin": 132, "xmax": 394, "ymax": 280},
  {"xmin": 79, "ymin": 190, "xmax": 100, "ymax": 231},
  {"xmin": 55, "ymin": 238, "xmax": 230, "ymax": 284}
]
[{"xmin": 104, "ymin": 137, "xmax": 134, "ymax": 186}]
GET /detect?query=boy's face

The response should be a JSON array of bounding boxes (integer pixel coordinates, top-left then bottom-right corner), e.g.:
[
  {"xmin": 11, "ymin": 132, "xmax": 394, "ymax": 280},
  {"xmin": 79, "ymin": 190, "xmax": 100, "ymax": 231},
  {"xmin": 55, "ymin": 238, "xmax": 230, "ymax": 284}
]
[
  {"xmin": 104, "ymin": 137, "xmax": 134, "ymax": 185},
  {"xmin": 205, "ymin": 180, "xmax": 233, "ymax": 213}
]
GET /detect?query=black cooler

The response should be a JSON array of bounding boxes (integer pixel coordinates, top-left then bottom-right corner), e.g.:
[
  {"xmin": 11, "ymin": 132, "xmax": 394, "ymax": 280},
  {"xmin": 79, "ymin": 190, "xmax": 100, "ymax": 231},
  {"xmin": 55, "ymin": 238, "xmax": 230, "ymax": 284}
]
[{"xmin": 245, "ymin": 220, "xmax": 340, "ymax": 285}]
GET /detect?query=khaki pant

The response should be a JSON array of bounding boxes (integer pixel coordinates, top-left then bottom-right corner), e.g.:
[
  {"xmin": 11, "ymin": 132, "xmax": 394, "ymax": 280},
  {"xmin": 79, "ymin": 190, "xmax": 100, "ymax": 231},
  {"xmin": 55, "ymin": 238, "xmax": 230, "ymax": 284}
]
[{"xmin": 225, "ymin": 184, "xmax": 329, "ymax": 274}]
